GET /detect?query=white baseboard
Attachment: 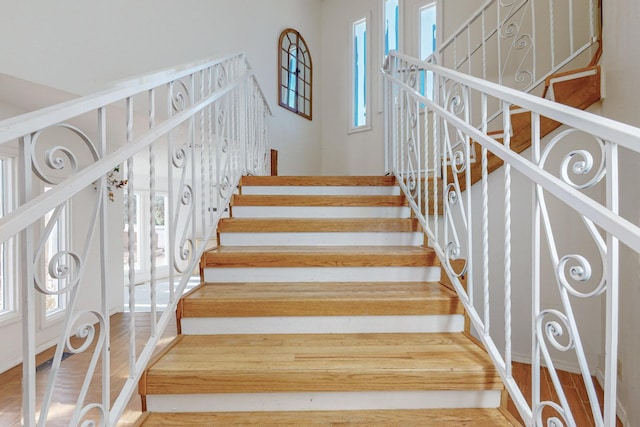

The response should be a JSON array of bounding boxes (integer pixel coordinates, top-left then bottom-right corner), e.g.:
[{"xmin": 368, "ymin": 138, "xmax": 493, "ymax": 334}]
[{"xmin": 595, "ymin": 367, "xmax": 629, "ymax": 426}]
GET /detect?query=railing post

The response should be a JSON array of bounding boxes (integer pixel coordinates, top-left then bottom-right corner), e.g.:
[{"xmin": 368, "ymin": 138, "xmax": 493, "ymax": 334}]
[
  {"xmin": 604, "ymin": 141, "xmax": 619, "ymax": 427},
  {"xmin": 19, "ymin": 134, "xmax": 36, "ymax": 427}
]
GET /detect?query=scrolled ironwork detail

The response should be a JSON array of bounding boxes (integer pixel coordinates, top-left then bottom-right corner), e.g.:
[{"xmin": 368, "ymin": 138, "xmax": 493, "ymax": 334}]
[
  {"xmin": 77, "ymin": 405, "xmax": 106, "ymax": 427},
  {"xmin": 31, "ymin": 124, "xmax": 100, "ymax": 185},
  {"xmin": 43, "ymin": 251, "xmax": 82, "ymax": 295},
  {"xmin": 539, "ymin": 129, "xmax": 606, "ymax": 190},
  {"xmin": 536, "ymin": 309, "xmax": 575, "ymax": 353},
  {"xmin": 172, "ymin": 147, "xmax": 188, "ymax": 168},
  {"xmin": 557, "ymin": 254, "xmax": 606, "ymax": 298},
  {"xmin": 181, "ymin": 185, "xmax": 193, "ymax": 206},
  {"xmin": 170, "ymin": 80, "xmax": 191, "ymax": 112},
  {"xmin": 533, "ymin": 401, "xmax": 569, "ymax": 427}
]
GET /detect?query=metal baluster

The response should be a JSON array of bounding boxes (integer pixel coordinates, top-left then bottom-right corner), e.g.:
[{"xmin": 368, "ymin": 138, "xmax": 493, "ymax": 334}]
[
  {"xmin": 148, "ymin": 89, "xmax": 157, "ymax": 336},
  {"xmin": 531, "ymin": 111, "xmax": 542, "ymax": 419},
  {"xmin": 549, "ymin": 0, "xmax": 556, "ymax": 69},
  {"xmin": 19, "ymin": 134, "xmax": 36, "ymax": 427},
  {"xmin": 125, "ymin": 97, "xmax": 136, "ymax": 381},
  {"xmin": 502, "ymin": 101, "xmax": 512, "ymax": 377},
  {"xmin": 98, "ymin": 106, "xmax": 111, "ymax": 425},
  {"xmin": 604, "ymin": 141, "xmax": 619, "ymax": 427},
  {"xmin": 481, "ymin": 93, "xmax": 490, "ymax": 334}
]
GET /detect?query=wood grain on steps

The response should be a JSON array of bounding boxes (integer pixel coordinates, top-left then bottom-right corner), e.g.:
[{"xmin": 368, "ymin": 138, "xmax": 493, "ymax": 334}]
[
  {"xmin": 139, "ymin": 332, "xmax": 503, "ymax": 395},
  {"xmin": 134, "ymin": 408, "xmax": 520, "ymax": 426},
  {"xmin": 240, "ymin": 175, "xmax": 397, "ymax": 187},
  {"xmin": 201, "ymin": 245, "xmax": 438, "ymax": 268},
  {"xmin": 178, "ymin": 281, "xmax": 462, "ymax": 318},
  {"xmin": 218, "ymin": 217, "xmax": 421, "ymax": 233},
  {"xmin": 231, "ymin": 194, "xmax": 408, "ymax": 207},
  {"xmin": 449, "ymin": 65, "xmax": 601, "ymax": 191}
]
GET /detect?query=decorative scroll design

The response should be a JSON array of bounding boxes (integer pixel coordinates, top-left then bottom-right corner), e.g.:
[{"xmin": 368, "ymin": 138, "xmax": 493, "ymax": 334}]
[
  {"xmin": 532, "ymin": 128, "xmax": 608, "ymax": 426},
  {"xmin": 31, "ymin": 124, "xmax": 100, "ymax": 185},
  {"xmin": 441, "ymin": 82, "xmax": 470, "ymax": 279},
  {"xmin": 499, "ymin": 0, "xmax": 534, "ymax": 89},
  {"xmin": 170, "ymin": 80, "xmax": 192, "ymax": 113}
]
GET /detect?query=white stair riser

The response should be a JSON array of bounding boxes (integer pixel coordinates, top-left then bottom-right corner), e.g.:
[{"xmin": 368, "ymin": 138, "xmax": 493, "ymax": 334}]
[
  {"xmin": 202, "ymin": 266, "xmax": 441, "ymax": 283},
  {"xmin": 146, "ymin": 390, "xmax": 502, "ymax": 413},
  {"xmin": 181, "ymin": 315, "xmax": 465, "ymax": 335},
  {"xmin": 241, "ymin": 186, "xmax": 400, "ymax": 196},
  {"xmin": 219, "ymin": 232, "xmax": 424, "ymax": 246},
  {"xmin": 231, "ymin": 206, "xmax": 411, "ymax": 219}
]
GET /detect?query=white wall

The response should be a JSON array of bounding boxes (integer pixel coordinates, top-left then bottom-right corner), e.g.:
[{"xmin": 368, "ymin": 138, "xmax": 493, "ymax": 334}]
[
  {"xmin": 0, "ymin": 0, "xmax": 323, "ymax": 175},
  {"xmin": 0, "ymin": 0, "xmax": 323, "ymax": 373},
  {"xmin": 318, "ymin": 0, "xmax": 483, "ymax": 176},
  {"xmin": 0, "ymin": 101, "xmax": 124, "ymax": 374},
  {"xmin": 600, "ymin": 2, "xmax": 640, "ymax": 425}
]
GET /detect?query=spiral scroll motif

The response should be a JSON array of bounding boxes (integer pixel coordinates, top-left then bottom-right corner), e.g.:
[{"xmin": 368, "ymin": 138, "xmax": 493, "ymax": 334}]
[
  {"xmin": 31, "ymin": 124, "xmax": 100, "ymax": 185},
  {"xmin": 537, "ymin": 309, "xmax": 575, "ymax": 353},
  {"xmin": 558, "ymin": 254, "xmax": 606, "ymax": 298},
  {"xmin": 170, "ymin": 80, "xmax": 192, "ymax": 113},
  {"xmin": 533, "ymin": 401, "xmax": 569, "ymax": 427}
]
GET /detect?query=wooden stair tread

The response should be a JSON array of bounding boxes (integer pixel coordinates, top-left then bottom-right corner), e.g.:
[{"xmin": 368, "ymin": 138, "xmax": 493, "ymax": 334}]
[
  {"xmin": 202, "ymin": 245, "xmax": 438, "ymax": 268},
  {"xmin": 136, "ymin": 408, "xmax": 519, "ymax": 426},
  {"xmin": 231, "ymin": 194, "xmax": 408, "ymax": 207},
  {"xmin": 140, "ymin": 333, "xmax": 503, "ymax": 395},
  {"xmin": 241, "ymin": 176, "xmax": 398, "ymax": 187},
  {"xmin": 451, "ymin": 65, "xmax": 601, "ymax": 191},
  {"xmin": 218, "ymin": 218, "xmax": 421, "ymax": 233},
  {"xmin": 179, "ymin": 281, "xmax": 462, "ymax": 317}
]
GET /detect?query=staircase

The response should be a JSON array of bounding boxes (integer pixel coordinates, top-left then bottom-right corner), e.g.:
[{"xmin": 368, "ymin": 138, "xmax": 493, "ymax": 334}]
[
  {"xmin": 448, "ymin": 65, "xmax": 602, "ymax": 190},
  {"xmin": 134, "ymin": 176, "xmax": 519, "ymax": 426}
]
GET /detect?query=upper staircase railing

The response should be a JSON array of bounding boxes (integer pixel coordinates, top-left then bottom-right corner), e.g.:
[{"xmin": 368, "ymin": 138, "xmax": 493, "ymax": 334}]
[
  {"xmin": 432, "ymin": 0, "xmax": 600, "ymax": 95},
  {"xmin": 382, "ymin": 50, "xmax": 639, "ymax": 427},
  {"xmin": 0, "ymin": 53, "xmax": 271, "ymax": 426}
]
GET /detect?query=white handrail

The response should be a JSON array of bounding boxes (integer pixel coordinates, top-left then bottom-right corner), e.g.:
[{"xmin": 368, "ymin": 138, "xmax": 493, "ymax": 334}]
[
  {"xmin": 0, "ymin": 53, "xmax": 271, "ymax": 426},
  {"xmin": 383, "ymin": 50, "xmax": 629, "ymax": 427}
]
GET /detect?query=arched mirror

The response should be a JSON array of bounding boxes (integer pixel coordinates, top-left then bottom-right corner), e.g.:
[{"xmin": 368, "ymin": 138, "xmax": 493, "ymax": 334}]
[{"xmin": 278, "ymin": 28, "xmax": 312, "ymax": 120}]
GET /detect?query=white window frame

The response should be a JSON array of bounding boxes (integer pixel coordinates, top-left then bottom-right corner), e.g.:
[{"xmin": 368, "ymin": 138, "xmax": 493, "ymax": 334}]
[
  {"xmin": 349, "ymin": 13, "xmax": 372, "ymax": 134},
  {"xmin": 41, "ymin": 187, "xmax": 70, "ymax": 325},
  {"xmin": 124, "ymin": 189, "xmax": 170, "ymax": 284},
  {"xmin": 0, "ymin": 154, "xmax": 18, "ymax": 325}
]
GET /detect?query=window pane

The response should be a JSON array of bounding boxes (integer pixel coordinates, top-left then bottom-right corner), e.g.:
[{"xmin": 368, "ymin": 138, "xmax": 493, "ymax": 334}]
[
  {"xmin": 153, "ymin": 194, "xmax": 168, "ymax": 267},
  {"xmin": 0, "ymin": 159, "xmax": 6, "ymax": 313},
  {"xmin": 0, "ymin": 157, "xmax": 15, "ymax": 317},
  {"xmin": 43, "ymin": 187, "xmax": 68, "ymax": 316},
  {"xmin": 384, "ymin": 0, "xmax": 399, "ymax": 55},
  {"xmin": 353, "ymin": 19, "xmax": 367, "ymax": 128},
  {"xmin": 420, "ymin": 5, "xmax": 436, "ymax": 60},
  {"xmin": 420, "ymin": 4, "xmax": 437, "ymax": 100},
  {"xmin": 287, "ymin": 47, "xmax": 298, "ymax": 109},
  {"xmin": 124, "ymin": 193, "xmax": 140, "ymax": 271}
]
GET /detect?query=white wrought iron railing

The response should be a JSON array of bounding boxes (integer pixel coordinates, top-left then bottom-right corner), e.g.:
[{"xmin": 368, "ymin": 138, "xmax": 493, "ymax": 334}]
[
  {"xmin": 383, "ymin": 50, "xmax": 639, "ymax": 426},
  {"xmin": 433, "ymin": 0, "xmax": 600, "ymax": 94},
  {"xmin": 398, "ymin": 0, "xmax": 601, "ymax": 175},
  {"xmin": 0, "ymin": 53, "xmax": 271, "ymax": 426}
]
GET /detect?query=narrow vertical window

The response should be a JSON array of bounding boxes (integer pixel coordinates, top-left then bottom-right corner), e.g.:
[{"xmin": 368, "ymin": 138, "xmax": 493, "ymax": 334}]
[
  {"xmin": 43, "ymin": 187, "xmax": 69, "ymax": 317},
  {"xmin": 351, "ymin": 17, "xmax": 369, "ymax": 131},
  {"xmin": 419, "ymin": 3, "xmax": 437, "ymax": 99},
  {"xmin": 0, "ymin": 156, "xmax": 16, "ymax": 318},
  {"xmin": 278, "ymin": 28, "xmax": 312, "ymax": 120},
  {"xmin": 384, "ymin": 0, "xmax": 399, "ymax": 56}
]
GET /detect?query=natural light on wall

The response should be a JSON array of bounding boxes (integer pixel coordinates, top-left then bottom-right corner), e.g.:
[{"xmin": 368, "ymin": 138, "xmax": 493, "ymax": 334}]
[
  {"xmin": 351, "ymin": 17, "xmax": 368, "ymax": 131},
  {"xmin": 420, "ymin": 3, "xmax": 436, "ymax": 99},
  {"xmin": 0, "ymin": 156, "xmax": 14, "ymax": 318},
  {"xmin": 384, "ymin": 0, "xmax": 399, "ymax": 55}
]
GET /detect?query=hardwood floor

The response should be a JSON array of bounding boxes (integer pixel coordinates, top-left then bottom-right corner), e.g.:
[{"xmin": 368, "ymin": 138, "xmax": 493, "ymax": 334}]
[
  {"xmin": 0, "ymin": 312, "xmax": 622, "ymax": 426},
  {"xmin": 0, "ymin": 313, "xmax": 177, "ymax": 427}
]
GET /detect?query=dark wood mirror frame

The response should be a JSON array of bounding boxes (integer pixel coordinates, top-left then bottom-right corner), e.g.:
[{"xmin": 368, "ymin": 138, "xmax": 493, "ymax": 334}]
[{"xmin": 278, "ymin": 28, "xmax": 312, "ymax": 120}]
